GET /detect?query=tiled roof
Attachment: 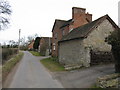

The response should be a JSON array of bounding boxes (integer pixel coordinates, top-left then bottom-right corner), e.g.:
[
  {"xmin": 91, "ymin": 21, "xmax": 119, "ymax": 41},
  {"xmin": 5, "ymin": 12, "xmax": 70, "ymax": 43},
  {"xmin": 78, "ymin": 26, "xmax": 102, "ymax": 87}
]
[
  {"xmin": 59, "ymin": 14, "xmax": 119, "ymax": 42},
  {"xmin": 60, "ymin": 19, "xmax": 73, "ymax": 28},
  {"xmin": 52, "ymin": 19, "xmax": 66, "ymax": 32}
]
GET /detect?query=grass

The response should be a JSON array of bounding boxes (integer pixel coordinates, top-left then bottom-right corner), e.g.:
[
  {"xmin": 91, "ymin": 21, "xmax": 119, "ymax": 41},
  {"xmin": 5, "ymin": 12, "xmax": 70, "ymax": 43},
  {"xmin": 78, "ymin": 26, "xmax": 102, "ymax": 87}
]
[
  {"xmin": 2, "ymin": 52, "xmax": 24, "ymax": 82},
  {"xmin": 40, "ymin": 57, "xmax": 65, "ymax": 72},
  {"xmin": 90, "ymin": 84, "xmax": 99, "ymax": 88},
  {"xmin": 29, "ymin": 51, "xmax": 42, "ymax": 56}
]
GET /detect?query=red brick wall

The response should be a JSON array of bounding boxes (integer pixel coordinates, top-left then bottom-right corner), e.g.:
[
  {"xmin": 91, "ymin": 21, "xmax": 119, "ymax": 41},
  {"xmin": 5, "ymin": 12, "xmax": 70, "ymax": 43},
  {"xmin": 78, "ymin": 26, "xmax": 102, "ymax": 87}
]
[
  {"xmin": 52, "ymin": 7, "xmax": 92, "ymax": 57},
  {"xmin": 72, "ymin": 7, "xmax": 92, "ymax": 29},
  {"xmin": 86, "ymin": 13, "xmax": 92, "ymax": 22},
  {"xmin": 61, "ymin": 25, "xmax": 69, "ymax": 36},
  {"xmin": 28, "ymin": 41, "xmax": 34, "ymax": 49},
  {"xmin": 52, "ymin": 20, "xmax": 65, "ymax": 57}
]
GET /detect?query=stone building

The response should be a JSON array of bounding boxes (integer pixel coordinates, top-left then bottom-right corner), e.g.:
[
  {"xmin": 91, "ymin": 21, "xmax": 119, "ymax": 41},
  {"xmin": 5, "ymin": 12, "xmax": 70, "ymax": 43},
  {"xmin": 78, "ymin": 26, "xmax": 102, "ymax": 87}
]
[
  {"xmin": 52, "ymin": 7, "xmax": 92, "ymax": 57},
  {"xmin": 58, "ymin": 15, "xmax": 119, "ymax": 69},
  {"xmin": 39, "ymin": 37, "xmax": 52, "ymax": 56}
]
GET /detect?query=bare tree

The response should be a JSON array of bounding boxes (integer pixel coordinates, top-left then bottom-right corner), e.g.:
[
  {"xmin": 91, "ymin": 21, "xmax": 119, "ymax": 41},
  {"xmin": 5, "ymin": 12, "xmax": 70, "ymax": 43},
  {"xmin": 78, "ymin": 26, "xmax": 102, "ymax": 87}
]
[
  {"xmin": 0, "ymin": 0, "xmax": 12, "ymax": 30},
  {"xmin": 27, "ymin": 34, "xmax": 38, "ymax": 43}
]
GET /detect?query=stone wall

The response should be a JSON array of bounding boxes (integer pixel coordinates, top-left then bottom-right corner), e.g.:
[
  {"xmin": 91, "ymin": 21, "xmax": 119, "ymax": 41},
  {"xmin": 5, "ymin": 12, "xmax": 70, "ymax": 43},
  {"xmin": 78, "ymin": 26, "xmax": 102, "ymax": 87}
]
[
  {"xmin": 59, "ymin": 19, "xmax": 116, "ymax": 69},
  {"xmin": 59, "ymin": 39, "xmax": 90, "ymax": 69},
  {"xmin": 96, "ymin": 73, "xmax": 120, "ymax": 88},
  {"xmin": 83, "ymin": 19, "xmax": 115, "ymax": 51}
]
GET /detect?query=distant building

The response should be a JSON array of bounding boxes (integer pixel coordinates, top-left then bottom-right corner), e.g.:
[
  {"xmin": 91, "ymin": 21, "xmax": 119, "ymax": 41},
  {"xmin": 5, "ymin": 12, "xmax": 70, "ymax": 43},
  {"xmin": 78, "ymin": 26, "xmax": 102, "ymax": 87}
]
[
  {"xmin": 118, "ymin": 1, "xmax": 120, "ymax": 27},
  {"xmin": 28, "ymin": 40, "xmax": 34, "ymax": 50},
  {"xmin": 39, "ymin": 37, "xmax": 52, "ymax": 56}
]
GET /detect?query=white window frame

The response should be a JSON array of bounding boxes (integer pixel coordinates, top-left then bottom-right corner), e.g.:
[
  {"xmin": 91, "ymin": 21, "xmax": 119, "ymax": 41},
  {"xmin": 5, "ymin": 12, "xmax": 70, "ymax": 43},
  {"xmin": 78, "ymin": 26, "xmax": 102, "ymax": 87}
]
[
  {"xmin": 53, "ymin": 45, "xmax": 55, "ymax": 51},
  {"xmin": 69, "ymin": 28, "xmax": 73, "ymax": 32}
]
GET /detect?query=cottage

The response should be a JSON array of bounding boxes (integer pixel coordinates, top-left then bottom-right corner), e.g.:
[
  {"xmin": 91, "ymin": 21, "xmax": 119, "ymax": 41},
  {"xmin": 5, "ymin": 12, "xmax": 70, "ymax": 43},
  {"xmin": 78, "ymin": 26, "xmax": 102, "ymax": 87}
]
[
  {"xmin": 58, "ymin": 15, "xmax": 119, "ymax": 69},
  {"xmin": 39, "ymin": 37, "xmax": 52, "ymax": 56},
  {"xmin": 52, "ymin": 7, "xmax": 92, "ymax": 57},
  {"xmin": 28, "ymin": 40, "xmax": 34, "ymax": 50}
]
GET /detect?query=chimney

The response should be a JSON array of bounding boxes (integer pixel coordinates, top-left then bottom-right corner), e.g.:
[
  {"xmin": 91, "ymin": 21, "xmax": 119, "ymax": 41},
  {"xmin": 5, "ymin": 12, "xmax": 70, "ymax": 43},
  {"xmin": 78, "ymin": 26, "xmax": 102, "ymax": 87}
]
[
  {"xmin": 72, "ymin": 7, "xmax": 86, "ymax": 20},
  {"xmin": 86, "ymin": 12, "xmax": 92, "ymax": 22},
  {"xmin": 71, "ymin": 7, "xmax": 92, "ymax": 29}
]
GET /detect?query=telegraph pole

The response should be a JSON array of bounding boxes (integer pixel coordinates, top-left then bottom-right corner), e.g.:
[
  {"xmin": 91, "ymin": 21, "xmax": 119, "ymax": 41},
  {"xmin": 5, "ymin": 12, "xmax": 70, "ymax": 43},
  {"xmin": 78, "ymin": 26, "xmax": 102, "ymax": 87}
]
[{"xmin": 18, "ymin": 29, "xmax": 21, "ymax": 51}]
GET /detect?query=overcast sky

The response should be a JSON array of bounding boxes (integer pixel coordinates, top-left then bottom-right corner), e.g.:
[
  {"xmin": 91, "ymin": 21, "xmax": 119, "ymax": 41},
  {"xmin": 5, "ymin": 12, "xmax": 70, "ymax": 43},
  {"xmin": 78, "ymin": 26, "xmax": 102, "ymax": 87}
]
[{"xmin": 0, "ymin": 0, "xmax": 120, "ymax": 44}]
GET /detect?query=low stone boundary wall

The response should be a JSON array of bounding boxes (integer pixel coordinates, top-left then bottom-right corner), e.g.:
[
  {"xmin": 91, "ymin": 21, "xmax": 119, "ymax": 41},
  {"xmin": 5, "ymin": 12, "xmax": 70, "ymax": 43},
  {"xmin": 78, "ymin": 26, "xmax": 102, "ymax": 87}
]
[{"xmin": 96, "ymin": 73, "xmax": 120, "ymax": 88}]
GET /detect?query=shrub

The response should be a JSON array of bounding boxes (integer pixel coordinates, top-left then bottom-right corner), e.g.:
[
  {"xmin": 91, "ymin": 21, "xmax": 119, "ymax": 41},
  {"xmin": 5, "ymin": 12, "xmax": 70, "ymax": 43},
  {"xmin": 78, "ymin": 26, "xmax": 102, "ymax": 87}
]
[
  {"xmin": 2, "ymin": 48, "xmax": 18, "ymax": 64},
  {"xmin": 106, "ymin": 28, "xmax": 120, "ymax": 73},
  {"xmin": 20, "ymin": 45, "xmax": 28, "ymax": 51},
  {"xmin": 33, "ymin": 37, "xmax": 40, "ymax": 50},
  {"xmin": 2, "ymin": 52, "xmax": 24, "ymax": 82}
]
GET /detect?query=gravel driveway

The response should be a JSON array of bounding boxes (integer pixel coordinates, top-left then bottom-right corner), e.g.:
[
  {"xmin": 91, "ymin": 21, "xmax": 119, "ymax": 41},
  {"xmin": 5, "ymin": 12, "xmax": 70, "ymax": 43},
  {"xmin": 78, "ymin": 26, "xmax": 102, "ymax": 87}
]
[{"xmin": 52, "ymin": 64, "xmax": 115, "ymax": 88}]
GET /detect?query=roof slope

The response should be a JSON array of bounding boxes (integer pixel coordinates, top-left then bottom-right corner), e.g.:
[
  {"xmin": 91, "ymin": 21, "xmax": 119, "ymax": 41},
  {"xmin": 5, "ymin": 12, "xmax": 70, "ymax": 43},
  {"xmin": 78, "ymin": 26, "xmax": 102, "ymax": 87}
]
[
  {"xmin": 52, "ymin": 19, "xmax": 66, "ymax": 32},
  {"xmin": 60, "ymin": 19, "xmax": 73, "ymax": 28},
  {"xmin": 59, "ymin": 14, "xmax": 119, "ymax": 42}
]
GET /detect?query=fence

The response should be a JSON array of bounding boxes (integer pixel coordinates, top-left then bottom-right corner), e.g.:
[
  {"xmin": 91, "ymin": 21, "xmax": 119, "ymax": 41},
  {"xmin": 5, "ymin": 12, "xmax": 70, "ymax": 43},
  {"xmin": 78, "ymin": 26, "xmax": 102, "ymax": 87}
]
[{"xmin": 90, "ymin": 50, "xmax": 114, "ymax": 65}]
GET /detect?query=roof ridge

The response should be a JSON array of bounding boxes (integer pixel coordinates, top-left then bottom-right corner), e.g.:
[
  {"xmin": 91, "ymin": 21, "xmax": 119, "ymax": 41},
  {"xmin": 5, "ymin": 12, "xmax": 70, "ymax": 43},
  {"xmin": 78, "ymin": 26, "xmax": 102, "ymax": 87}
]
[
  {"xmin": 55, "ymin": 19, "xmax": 66, "ymax": 22},
  {"xmin": 83, "ymin": 14, "xmax": 108, "ymax": 37},
  {"xmin": 41, "ymin": 37, "xmax": 51, "ymax": 38},
  {"xmin": 60, "ymin": 19, "xmax": 73, "ymax": 28},
  {"xmin": 59, "ymin": 14, "xmax": 118, "ymax": 42}
]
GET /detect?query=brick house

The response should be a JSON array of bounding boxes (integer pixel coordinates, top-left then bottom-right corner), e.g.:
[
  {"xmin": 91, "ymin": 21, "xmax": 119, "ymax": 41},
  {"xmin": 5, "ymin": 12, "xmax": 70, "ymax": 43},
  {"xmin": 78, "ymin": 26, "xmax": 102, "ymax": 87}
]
[
  {"xmin": 52, "ymin": 19, "xmax": 66, "ymax": 56},
  {"xmin": 39, "ymin": 37, "xmax": 52, "ymax": 56},
  {"xmin": 28, "ymin": 40, "xmax": 34, "ymax": 50},
  {"xmin": 58, "ymin": 15, "xmax": 119, "ymax": 69},
  {"xmin": 52, "ymin": 7, "xmax": 92, "ymax": 57}
]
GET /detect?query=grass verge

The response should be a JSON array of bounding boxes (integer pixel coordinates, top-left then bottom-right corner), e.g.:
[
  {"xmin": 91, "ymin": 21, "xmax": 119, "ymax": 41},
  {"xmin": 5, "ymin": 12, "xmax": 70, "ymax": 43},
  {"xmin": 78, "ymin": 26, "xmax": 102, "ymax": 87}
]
[
  {"xmin": 2, "ymin": 52, "xmax": 24, "ymax": 82},
  {"xmin": 29, "ymin": 51, "xmax": 42, "ymax": 56},
  {"xmin": 40, "ymin": 57, "xmax": 65, "ymax": 72},
  {"xmin": 90, "ymin": 84, "xmax": 99, "ymax": 88}
]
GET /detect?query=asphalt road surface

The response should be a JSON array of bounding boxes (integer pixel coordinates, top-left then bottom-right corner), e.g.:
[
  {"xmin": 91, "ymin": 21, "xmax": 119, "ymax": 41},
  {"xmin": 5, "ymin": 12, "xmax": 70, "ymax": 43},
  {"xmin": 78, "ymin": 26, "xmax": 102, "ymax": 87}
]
[
  {"xmin": 8, "ymin": 51, "xmax": 63, "ymax": 88},
  {"xmin": 53, "ymin": 64, "xmax": 115, "ymax": 88},
  {"xmin": 4, "ymin": 51, "xmax": 115, "ymax": 88}
]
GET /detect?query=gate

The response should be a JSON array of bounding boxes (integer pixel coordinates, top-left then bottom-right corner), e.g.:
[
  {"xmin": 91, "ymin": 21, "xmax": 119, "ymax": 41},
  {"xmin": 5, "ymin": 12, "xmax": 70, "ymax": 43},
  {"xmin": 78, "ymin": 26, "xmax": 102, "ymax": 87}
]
[{"xmin": 90, "ymin": 50, "xmax": 114, "ymax": 65}]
